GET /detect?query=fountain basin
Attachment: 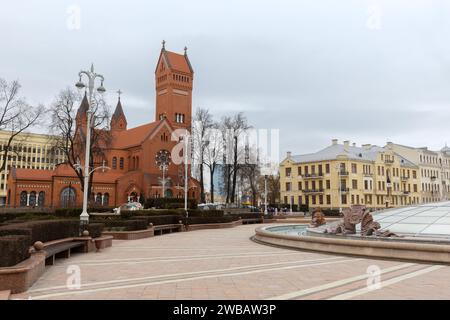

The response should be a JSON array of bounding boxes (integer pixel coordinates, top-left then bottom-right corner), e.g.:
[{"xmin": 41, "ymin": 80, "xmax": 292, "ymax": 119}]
[{"xmin": 254, "ymin": 224, "xmax": 450, "ymax": 264}]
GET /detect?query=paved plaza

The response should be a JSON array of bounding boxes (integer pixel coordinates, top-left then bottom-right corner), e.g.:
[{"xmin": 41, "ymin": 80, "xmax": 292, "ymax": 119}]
[{"xmin": 12, "ymin": 224, "xmax": 450, "ymax": 300}]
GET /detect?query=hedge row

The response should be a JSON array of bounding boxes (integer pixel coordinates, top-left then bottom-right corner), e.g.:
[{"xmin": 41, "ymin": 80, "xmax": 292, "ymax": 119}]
[
  {"xmin": 121, "ymin": 209, "xmax": 225, "ymax": 219},
  {"xmin": 134, "ymin": 215, "xmax": 182, "ymax": 226},
  {"xmin": 92, "ymin": 219, "xmax": 148, "ymax": 231},
  {"xmin": 0, "ymin": 220, "xmax": 80, "ymax": 244},
  {"xmin": 183, "ymin": 216, "xmax": 240, "ymax": 225},
  {"xmin": 0, "ymin": 235, "xmax": 31, "ymax": 267},
  {"xmin": 55, "ymin": 207, "xmax": 116, "ymax": 217},
  {"xmin": 143, "ymin": 198, "xmax": 197, "ymax": 210},
  {"xmin": 229, "ymin": 213, "xmax": 263, "ymax": 219}
]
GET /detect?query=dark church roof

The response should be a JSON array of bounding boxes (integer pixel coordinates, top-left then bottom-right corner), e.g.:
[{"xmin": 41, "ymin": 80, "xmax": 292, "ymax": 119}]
[
  {"xmin": 76, "ymin": 92, "xmax": 89, "ymax": 118},
  {"xmin": 112, "ymin": 97, "xmax": 127, "ymax": 123}
]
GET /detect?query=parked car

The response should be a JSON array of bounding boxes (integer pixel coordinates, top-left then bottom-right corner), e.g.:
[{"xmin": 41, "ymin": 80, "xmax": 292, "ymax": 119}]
[{"xmin": 113, "ymin": 202, "xmax": 143, "ymax": 214}]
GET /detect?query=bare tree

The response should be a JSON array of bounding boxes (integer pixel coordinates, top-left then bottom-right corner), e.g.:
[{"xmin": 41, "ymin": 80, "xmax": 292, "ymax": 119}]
[
  {"xmin": 192, "ymin": 108, "xmax": 213, "ymax": 203},
  {"xmin": 0, "ymin": 78, "xmax": 43, "ymax": 174},
  {"xmin": 220, "ymin": 113, "xmax": 250, "ymax": 204},
  {"xmin": 203, "ymin": 122, "xmax": 223, "ymax": 203},
  {"xmin": 48, "ymin": 88, "xmax": 112, "ymax": 199},
  {"xmin": 257, "ymin": 172, "xmax": 280, "ymax": 205},
  {"xmin": 240, "ymin": 145, "xmax": 260, "ymax": 208}
]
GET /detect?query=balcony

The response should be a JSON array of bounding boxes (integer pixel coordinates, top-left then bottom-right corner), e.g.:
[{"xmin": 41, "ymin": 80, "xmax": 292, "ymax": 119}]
[
  {"xmin": 339, "ymin": 171, "xmax": 349, "ymax": 176},
  {"xmin": 401, "ymin": 191, "xmax": 411, "ymax": 196},
  {"xmin": 363, "ymin": 172, "xmax": 373, "ymax": 177},
  {"xmin": 400, "ymin": 176, "xmax": 409, "ymax": 181},
  {"xmin": 384, "ymin": 159, "xmax": 395, "ymax": 165},
  {"xmin": 302, "ymin": 173, "xmax": 324, "ymax": 179},
  {"xmin": 302, "ymin": 189, "xmax": 324, "ymax": 194},
  {"xmin": 339, "ymin": 187, "xmax": 350, "ymax": 193}
]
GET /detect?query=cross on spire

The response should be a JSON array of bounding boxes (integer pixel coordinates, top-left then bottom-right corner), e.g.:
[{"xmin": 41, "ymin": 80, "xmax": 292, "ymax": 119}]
[
  {"xmin": 162, "ymin": 40, "xmax": 166, "ymax": 50},
  {"xmin": 117, "ymin": 89, "xmax": 123, "ymax": 100}
]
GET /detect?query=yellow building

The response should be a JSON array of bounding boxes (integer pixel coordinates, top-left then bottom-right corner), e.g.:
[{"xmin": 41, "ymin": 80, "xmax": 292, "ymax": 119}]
[
  {"xmin": 280, "ymin": 139, "xmax": 421, "ymax": 211},
  {"xmin": 387, "ymin": 142, "xmax": 450, "ymax": 202},
  {"xmin": 0, "ymin": 130, "xmax": 65, "ymax": 205}
]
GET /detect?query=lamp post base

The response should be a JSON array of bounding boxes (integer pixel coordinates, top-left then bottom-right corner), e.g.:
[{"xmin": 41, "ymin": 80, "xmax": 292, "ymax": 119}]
[{"xmin": 80, "ymin": 212, "xmax": 89, "ymax": 236}]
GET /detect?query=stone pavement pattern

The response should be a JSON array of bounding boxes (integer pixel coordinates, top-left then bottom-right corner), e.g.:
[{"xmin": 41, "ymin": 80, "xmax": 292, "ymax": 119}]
[{"xmin": 11, "ymin": 224, "xmax": 450, "ymax": 300}]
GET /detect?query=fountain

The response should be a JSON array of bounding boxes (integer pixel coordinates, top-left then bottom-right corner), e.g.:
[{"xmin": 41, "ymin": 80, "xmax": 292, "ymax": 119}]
[{"xmin": 254, "ymin": 202, "xmax": 450, "ymax": 264}]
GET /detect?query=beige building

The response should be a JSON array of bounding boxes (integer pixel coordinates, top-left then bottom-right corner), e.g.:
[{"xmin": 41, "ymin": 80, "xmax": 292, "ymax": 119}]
[
  {"xmin": 280, "ymin": 139, "xmax": 420, "ymax": 211},
  {"xmin": 0, "ymin": 130, "xmax": 65, "ymax": 205},
  {"xmin": 387, "ymin": 142, "xmax": 450, "ymax": 202}
]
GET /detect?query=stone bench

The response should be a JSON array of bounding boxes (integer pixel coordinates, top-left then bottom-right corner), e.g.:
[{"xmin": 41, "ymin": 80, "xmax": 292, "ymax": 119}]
[
  {"xmin": 43, "ymin": 240, "xmax": 85, "ymax": 266},
  {"xmin": 153, "ymin": 224, "xmax": 184, "ymax": 236},
  {"xmin": 242, "ymin": 218, "xmax": 264, "ymax": 225}
]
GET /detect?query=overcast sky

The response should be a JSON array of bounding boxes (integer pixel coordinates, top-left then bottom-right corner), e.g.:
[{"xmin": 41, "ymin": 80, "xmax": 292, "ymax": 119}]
[{"xmin": 1, "ymin": 0, "xmax": 450, "ymax": 157}]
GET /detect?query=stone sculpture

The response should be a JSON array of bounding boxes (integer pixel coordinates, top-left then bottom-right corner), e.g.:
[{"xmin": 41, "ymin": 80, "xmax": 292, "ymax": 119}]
[
  {"xmin": 324, "ymin": 205, "xmax": 396, "ymax": 237},
  {"xmin": 310, "ymin": 208, "xmax": 326, "ymax": 228}
]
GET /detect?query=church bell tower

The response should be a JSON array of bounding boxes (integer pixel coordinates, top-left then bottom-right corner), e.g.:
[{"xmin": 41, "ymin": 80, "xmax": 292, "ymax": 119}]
[{"xmin": 154, "ymin": 41, "xmax": 194, "ymax": 131}]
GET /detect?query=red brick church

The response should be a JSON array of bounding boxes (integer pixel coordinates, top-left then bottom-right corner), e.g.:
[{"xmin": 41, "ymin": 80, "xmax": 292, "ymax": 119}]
[{"xmin": 7, "ymin": 43, "xmax": 200, "ymax": 208}]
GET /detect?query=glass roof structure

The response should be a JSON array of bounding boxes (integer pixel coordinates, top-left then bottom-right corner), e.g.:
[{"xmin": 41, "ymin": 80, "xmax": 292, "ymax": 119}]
[{"xmin": 373, "ymin": 202, "xmax": 450, "ymax": 238}]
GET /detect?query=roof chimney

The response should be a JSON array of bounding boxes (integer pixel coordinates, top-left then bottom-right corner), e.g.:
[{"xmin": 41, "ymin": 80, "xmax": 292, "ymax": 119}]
[
  {"xmin": 362, "ymin": 144, "xmax": 371, "ymax": 150},
  {"xmin": 286, "ymin": 151, "xmax": 292, "ymax": 159},
  {"xmin": 386, "ymin": 141, "xmax": 393, "ymax": 149},
  {"xmin": 332, "ymin": 139, "xmax": 338, "ymax": 145},
  {"xmin": 352, "ymin": 143, "xmax": 356, "ymax": 147},
  {"xmin": 343, "ymin": 140, "xmax": 350, "ymax": 151}
]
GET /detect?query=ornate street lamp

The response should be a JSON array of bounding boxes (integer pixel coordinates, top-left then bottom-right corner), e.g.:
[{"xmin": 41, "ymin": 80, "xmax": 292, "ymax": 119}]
[
  {"xmin": 75, "ymin": 64, "xmax": 106, "ymax": 227},
  {"xmin": 156, "ymin": 150, "xmax": 171, "ymax": 198}
]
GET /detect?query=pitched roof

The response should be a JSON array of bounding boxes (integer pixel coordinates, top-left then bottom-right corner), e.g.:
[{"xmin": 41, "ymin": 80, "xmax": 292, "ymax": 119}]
[
  {"xmin": 111, "ymin": 121, "xmax": 159, "ymax": 149},
  {"xmin": 11, "ymin": 167, "xmax": 54, "ymax": 181},
  {"xmin": 76, "ymin": 92, "xmax": 89, "ymax": 118},
  {"xmin": 156, "ymin": 46, "xmax": 194, "ymax": 74},
  {"xmin": 111, "ymin": 98, "xmax": 127, "ymax": 124},
  {"xmin": 288, "ymin": 144, "xmax": 417, "ymax": 168}
]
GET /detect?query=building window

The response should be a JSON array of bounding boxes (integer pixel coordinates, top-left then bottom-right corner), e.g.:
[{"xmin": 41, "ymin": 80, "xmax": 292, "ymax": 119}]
[
  {"xmin": 341, "ymin": 194, "xmax": 347, "ymax": 205},
  {"xmin": 103, "ymin": 193, "xmax": 110, "ymax": 206},
  {"xmin": 352, "ymin": 179, "xmax": 357, "ymax": 189},
  {"xmin": 29, "ymin": 191, "xmax": 36, "ymax": 207},
  {"xmin": 326, "ymin": 180, "xmax": 330, "ymax": 189},
  {"xmin": 120, "ymin": 157, "xmax": 124, "ymax": 170},
  {"xmin": 95, "ymin": 193, "xmax": 102, "ymax": 206},
  {"xmin": 112, "ymin": 157, "xmax": 117, "ymax": 169},
  {"xmin": 20, "ymin": 191, "xmax": 27, "ymax": 207},
  {"xmin": 38, "ymin": 191, "xmax": 45, "ymax": 207},
  {"xmin": 351, "ymin": 163, "xmax": 357, "ymax": 174},
  {"xmin": 325, "ymin": 164, "xmax": 330, "ymax": 174},
  {"xmin": 60, "ymin": 187, "xmax": 76, "ymax": 208},
  {"xmin": 285, "ymin": 167, "xmax": 291, "ymax": 177},
  {"xmin": 326, "ymin": 195, "xmax": 331, "ymax": 205},
  {"xmin": 286, "ymin": 182, "xmax": 291, "ymax": 191}
]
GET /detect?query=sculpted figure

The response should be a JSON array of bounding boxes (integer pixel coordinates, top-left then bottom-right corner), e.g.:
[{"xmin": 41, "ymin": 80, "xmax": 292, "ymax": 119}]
[{"xmin": 310, "ymin": 208, "xmax": 326, "ymax": 228}]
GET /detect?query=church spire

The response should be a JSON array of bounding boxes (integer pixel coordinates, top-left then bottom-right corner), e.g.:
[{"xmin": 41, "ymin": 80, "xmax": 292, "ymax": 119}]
[
  {"xmin": 76, "ymin": 91, "xmax": 89, "ymax": 126},
  {"xmin": 111, "ymin": 90, "xmax": 127, "ymax": 131}
]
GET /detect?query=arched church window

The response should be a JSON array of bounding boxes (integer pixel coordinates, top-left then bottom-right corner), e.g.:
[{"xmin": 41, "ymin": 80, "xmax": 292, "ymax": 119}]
[
  {"xmin": 29, "ymin": 192, "xmax": 37, "ymax": 207},
  {"xmin": 38, "ymin": 191, "xmax": 45, "ymax": 207},
  {"xmin": 103, "ymin": 193, "xmax": 109, "ymax": 206},
  {"xmin": 60, "ymin": 187, "xmax": 76, "ymax": 208},
  {"xmin": 20, "ymin": 191, "xmax": 27, "ymax": 207},
  {"xmin": 112, "ymin": 157, "xmax": 117, "ymax": 169},
  {"xmin": 120, "ymin": 157, "xmax": 124, "ymax": 170},
  {"xmin": 95, "ymin": 193, "xmax": 102, "ymax": 206}
]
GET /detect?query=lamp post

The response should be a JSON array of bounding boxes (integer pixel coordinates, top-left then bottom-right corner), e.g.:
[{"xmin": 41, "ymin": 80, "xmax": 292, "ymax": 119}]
[
  {"xmin": 184, "ymin": 134, "xmax": 189, "ymax": 218},
  {"xmin": 336, "ymin": 164, "xmax": 342, "ymax": 213},
  {"xmin": 264, "ymin": 174, "xmax": 268, "ymax": 216},
  {"xmin": 75, "ymin": 64, "xmax": 106, "ymax": 226}
]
